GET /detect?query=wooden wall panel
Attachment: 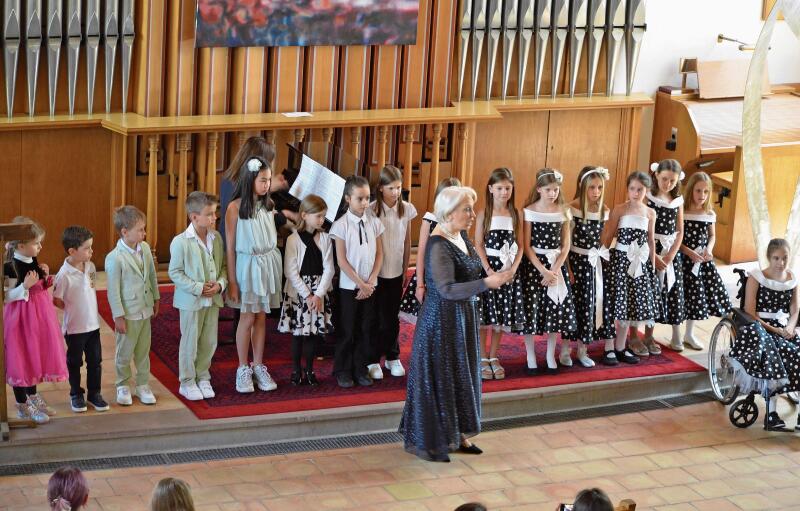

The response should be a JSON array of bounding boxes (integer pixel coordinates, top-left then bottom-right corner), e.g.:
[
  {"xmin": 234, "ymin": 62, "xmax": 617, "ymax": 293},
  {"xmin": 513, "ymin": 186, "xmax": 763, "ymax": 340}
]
[
  {"xmin": 133, "ymin": 1, "xmax": 167, "ymax": 116},
  {"xmin": 428, "ymin": 0, "xmax": 457, "ymax": 107},
  {"xmin": 0, "ymin": 133, "xmax": 22, "ymax": 221},
  {"xmin": 369, "ymin": 46, "xmax": 402, "ymax": 168}
]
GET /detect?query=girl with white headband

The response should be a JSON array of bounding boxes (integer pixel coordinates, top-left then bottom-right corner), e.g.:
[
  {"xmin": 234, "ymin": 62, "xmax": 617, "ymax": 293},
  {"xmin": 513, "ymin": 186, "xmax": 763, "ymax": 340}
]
[
  {"xmin": 729, "ymin": 238, "xmax": 800, "ymax": 431},
  {"xmin": 642, "ymin": 159, "xmax": 686, "ymax": 355},
  {"xmin": 520, "ymin": 168, "xmax": 578, "ymax": 374},
  {"xmin": 566, "ymin": 166, "xmax": 614, "ymax": 368},
  {"xmin": 600, "ymin": 171, "xmax": 659, "ymax": 365},
  {"xmin": 474, "ymin": 168, "xmax": 526, "ymax": 380}
]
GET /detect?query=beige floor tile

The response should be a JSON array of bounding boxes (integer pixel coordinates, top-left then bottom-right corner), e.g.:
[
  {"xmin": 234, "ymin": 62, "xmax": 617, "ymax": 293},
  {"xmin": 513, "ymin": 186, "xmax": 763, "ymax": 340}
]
[
  {"xmin": 383, "ymin": 482, "xmax": 434, "ymax": 501},
  {"xmin": 652, "ymin": 485, "xmax": 704, "ymax": 504},
  {"xmin": 691, "ymin": 498, "xmax": 746, "ymax": 511},
  {"xmin": 422, "ymin": 476, "xmax": 474, "ymax": 496},
  {"xmin": 647, "ymin": 467, "xmax": 700, "ymax": 486},
  {"xmin": 461, "ymin": 472, "xmax": 514, "ymax": 491},
  {"xmin": 501, "ymin": 485, "xmax": 550, "ymax": 505},
  {"xmin": 727, "ymin": 493, "xmax": 776, "ymax": 510}
]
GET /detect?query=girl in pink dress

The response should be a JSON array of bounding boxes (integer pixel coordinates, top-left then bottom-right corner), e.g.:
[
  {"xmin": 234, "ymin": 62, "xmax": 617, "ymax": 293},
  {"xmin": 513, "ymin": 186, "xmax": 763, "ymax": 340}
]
[{"xmin": 4, "ymin": 217, "xmax": 67, "ymax": 424}]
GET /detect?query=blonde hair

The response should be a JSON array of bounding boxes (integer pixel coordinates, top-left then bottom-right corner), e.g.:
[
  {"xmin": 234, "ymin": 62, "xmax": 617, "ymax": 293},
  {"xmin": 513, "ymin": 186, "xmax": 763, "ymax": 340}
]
[
  {"xmin": 483, "ymin": 168, "xmax": 519, "ymax": 240},
  {"xmin": 5, "ymin": 216, "xmax": 45, "ymax": 263},
  {"xmin": 150, "ymin": 478, "xmax": 195, "ymax": 511},
  {"xmin": 296, "ymin": 194, "xmax": 328, "ymax": 232},
  {"xmin": 186, "ymin": 191, "xmax": 219, "ymax": 217},
  {"xmin": 373, "ymin": 165, "xmax": 405, "ymax": 218},
  {"xmin": 113, "ymin": 205, "xmax": 146, "ymax": 233},
  {"xmin": 573, "ymin": 166, "xmax": 607, "ymax": 221},
  {"xmin": 527, "ymin": 168, "xmax": 565, "ymax": 209},
  {"xmin": 682, "ymin": 171, "xmax": 713, "ymax": 213},
  {"xmin": 434, "ymin": 186, "xmax": 477, "ymax": 223},
  {"xmin": 434, "ymin": 177, "xmax": 461, "ymax": 201}
]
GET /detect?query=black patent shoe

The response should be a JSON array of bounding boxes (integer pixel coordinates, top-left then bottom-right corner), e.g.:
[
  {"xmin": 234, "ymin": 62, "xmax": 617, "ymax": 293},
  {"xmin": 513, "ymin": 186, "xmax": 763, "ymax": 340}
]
[
  {"xmin": 355, "ymin": 374, "xmax": 373, "ymax": 386},
  {"xmin": 458, "ymin": 443, "xmax": 483, "ymax": 455},
  {"xmin": 766, "ymin": 411, "xmax": 791, "ymax": 432},
  {"xmin": 290, "ymin": 372, "xmax": 303, "ymax": 386},
  {"xmin": 305, "ymin": 370, "xmax": 319, "ymax": 386},
  {"xmin": 524, "ymin": 366, "xmax": 541, "ymax": 376},
  {"xmin": 601, "ymin": 350, "xmax": 619, "ymax": 366},
  {"xmin": 429, "ymin": 453, "xmax": 451, "ymax": 463},
  {"xmin": 545, "ymin": 366, "xmax": 559, "ymax": 375},
  {"xmin": 615, "ymin": 349, "xmax": 640, "ymax": 364}
]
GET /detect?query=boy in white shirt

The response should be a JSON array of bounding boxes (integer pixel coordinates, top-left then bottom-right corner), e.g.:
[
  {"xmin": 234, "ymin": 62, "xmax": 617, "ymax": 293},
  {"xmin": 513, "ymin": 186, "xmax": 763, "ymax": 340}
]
[{"xmin": 53, "ymin": 226, "xmax": 109, "ymax": 413}]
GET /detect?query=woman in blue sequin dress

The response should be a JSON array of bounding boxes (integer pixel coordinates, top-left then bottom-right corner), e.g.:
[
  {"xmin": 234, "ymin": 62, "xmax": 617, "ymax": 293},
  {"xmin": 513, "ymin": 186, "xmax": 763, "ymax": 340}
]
[{"xmin": 399, "ymin": 187, "xmax": 513, "ymax": 462}]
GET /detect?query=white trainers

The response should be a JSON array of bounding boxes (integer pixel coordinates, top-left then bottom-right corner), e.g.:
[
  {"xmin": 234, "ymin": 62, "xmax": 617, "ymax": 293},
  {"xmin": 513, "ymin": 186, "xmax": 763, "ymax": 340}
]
[
  {"xmin": 384, "ymin": 359, "xmax": 405, "ymax": 377},
  {"xmin": 179, "ymin": 382, "xmax": 204, "ymax": 401},
  {"xmin": 30, "ymin": 393, "xmax": 56, "ymax": 416},
  {"xmin": 236, "ymin": 365, "xmax": 255, "ymax": 393},
  {"xmin": 17, "ymin": 400, "xmax": 49, "ymax": 424},
  {"xmin": 134, "ymin": 385, "xmax": 157, "ymax": 405},
  {"xmin": 116, "ymin": 386, "xmax": 133, "ymax": 406},
  {"xmin": 367, "ymin": 363, "xmax": 384, "ymax": 380},
  {"xmin": 684, "ymin": 335, "xmax": 704, "ymax": 350},
  {"xmin": 197, "ymin": 380, "xmax": 215, "ymax": 399},
  {"xmin": 252, "ymin": 364, "xmax": 278, "ymax": 391}
]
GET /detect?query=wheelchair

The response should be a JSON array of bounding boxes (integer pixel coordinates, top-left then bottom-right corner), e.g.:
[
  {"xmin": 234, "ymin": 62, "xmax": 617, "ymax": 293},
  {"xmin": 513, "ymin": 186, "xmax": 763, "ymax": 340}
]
[{"xmin": 708, "ymin": 269, "xmax": 799, "ymax": 429}]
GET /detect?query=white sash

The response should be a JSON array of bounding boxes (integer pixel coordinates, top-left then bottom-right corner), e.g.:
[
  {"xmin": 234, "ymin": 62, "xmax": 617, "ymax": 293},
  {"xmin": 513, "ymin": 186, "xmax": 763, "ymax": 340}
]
[
  {"xmin": 690, "ymin": 245, "xmax": 706, "ymax": 276},
  {"xmin": 759, "ymin": 310, "xmax": 790, "ymax": 327},
  {"xmin": 532, "ymin": 247, "xmax": 569, "ymax": 305},
  {"xmin": 654, "ymin": 232, "xmax": 677, "ymax": 292},
  {"xmin": 570, "ymin": 245, "xmax": 610, "ymax": 327},
  {"xmin": 485, "ymin": 241, "xmax": 518, "ymax": 272},
  {"xmin": 615, "ymin": 241, "xmax": 650, "ymax": 278}
]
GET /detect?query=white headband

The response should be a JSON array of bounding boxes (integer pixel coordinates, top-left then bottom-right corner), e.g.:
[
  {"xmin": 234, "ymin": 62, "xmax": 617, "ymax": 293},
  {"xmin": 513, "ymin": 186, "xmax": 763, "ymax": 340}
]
[
  {"xmin": 650, "ymin": 162, "xmax": 685, "ymax": 181},
  {"xmin": 538, "ymin": 170, "xmax": 563, "ymax": 184},
  {"xmin": 580, "ymin": 167, "xmax": 610, "ymax": 183}
]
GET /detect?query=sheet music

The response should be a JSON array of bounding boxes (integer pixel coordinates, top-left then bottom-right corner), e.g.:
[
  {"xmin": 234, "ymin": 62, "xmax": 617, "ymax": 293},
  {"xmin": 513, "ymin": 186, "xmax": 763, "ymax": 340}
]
[{"xmin": 289, "ymin": 155, "xmax": 346, "ymax": 223}]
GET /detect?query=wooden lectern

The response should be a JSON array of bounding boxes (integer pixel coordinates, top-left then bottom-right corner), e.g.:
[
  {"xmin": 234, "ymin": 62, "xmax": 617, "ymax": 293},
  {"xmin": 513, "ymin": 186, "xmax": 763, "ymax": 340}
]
[{"xmin": 0, "ymin": 222, "xmax": 38, "ymax": 440}]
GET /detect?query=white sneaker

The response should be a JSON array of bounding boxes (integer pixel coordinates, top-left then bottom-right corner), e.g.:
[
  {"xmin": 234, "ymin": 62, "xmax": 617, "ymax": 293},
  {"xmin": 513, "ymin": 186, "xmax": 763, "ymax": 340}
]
[
  {"xmin": 684, "ymin": 335, "xmax": 704, "ymax": 350},
  {"xmin": 367, "ymin": 363, "xmax": 384, "ymax": 380},
  {"xmin": 134, "ymin": 385, "xmax": 157, "ymax": 405},
  {"xmin": 252, "ymin": 364, "xmax": 278, "ymax": 391},
  {"xmin": 30, "ymin": 393, "xmax": 56, "ymax": 416},
  {"xmin": 17, "ymin": 401, "xmax": 49, "ymax": 424},
  {"xmin": 670, "ymin": 338, "xmax": 684, "ymax": 352},
  {"xmin": 384, "ymin": 359, "xmax": 405, "ymax": 377},
  {"xmin": 179, "ymin": 382, "xmax": 204, "ymax": 401},
  {"xmin": 116, "ymin": 386, "xmax": 133, "ymax": 406},
  {"xmin": 197, "ymin": 380, "xmax": 215, "ymax": 399},
  {"xmin": 236, "ymin": 365, "xmax": 255, "ymax": 393}
]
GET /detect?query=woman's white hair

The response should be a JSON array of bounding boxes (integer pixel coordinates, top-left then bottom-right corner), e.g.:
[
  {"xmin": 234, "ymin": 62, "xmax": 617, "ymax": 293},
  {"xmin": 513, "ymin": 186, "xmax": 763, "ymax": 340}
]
[{"xmin": 435, "ymin": 186, "xmax": 477, "ymax": 223}]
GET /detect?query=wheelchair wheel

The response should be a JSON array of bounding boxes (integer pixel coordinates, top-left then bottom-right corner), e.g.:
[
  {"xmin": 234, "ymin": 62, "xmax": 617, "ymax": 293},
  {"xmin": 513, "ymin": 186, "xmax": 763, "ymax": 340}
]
[
  {"xmin": 729, "ymin": 398, "xmax": 759, "ymax": 428},
  {"xmin": 709, "ymin": 318, "xmax": 740, "ymax": 404}
]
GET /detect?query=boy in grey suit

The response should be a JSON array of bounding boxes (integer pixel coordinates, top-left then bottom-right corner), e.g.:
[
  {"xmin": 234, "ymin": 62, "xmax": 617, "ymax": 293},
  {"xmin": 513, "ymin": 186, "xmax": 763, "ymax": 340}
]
[
  {"xmin": 168, "ymin": 192, "xmax": 227, "ymax": 401},
  {"xmin": 105, "ymin": 206, "xmax": 161, "ymax": 406}
]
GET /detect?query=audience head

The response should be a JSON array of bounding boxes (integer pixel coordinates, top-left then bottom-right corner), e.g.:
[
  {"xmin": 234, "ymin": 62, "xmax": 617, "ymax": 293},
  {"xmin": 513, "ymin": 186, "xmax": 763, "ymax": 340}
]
[
  {"xmin": 435, "ymin": 186, "xmax": 477, "ymax": 230},
  {"xmin": 572, "ymin": 487, "xmax": 613, "ymax": 511},
  {"xmin": 5, "ymin": 216, "xmax": 46, "ymax": 263},
  {"xmin": 48, "ymin": 466, "xmax": 89, "ymax": 511},
  {"xmin": 454, "ymin": 503, "xmax": 488, "ymax": 511},
  {"xmin": 150, "ymin": 477, "xmax": 195, "ymax": 511}
]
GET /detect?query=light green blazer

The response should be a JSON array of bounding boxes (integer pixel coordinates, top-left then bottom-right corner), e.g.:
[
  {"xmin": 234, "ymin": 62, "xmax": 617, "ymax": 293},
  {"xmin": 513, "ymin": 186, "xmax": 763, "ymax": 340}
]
[
  {"xmin": 105, "ymin": 239, "xmax": 160, "ymax": 319},
  {"xmin": 168, "ymin": 227, "xmax": 227, "ymax": 311}
]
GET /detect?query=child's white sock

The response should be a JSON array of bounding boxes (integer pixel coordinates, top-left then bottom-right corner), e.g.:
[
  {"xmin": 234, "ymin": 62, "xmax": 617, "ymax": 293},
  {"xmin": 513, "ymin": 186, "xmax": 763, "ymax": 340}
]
[
  {"xmin": 683, "ymin": 320, "xmax": 704, "ymax": 349},
  {"xmin": 546, "ymin": 333, "xmax": 558, "ymax": 369},
  {"xmin": 671, "ymin": 324, "xmax": 681, "ymax": 344},
  {"xmin": 615, "ymin": 326, "xmax": 629, "ymax": 352},
  {"xmin": 524, "ymin": 335, "xmax": 537, "ymax": 369},
  {"xmin": 559, "ymin": 340, "xmax": 573, "ymax": 366},
  {"xmin": 604, "ymin": 338, "xmax": 615, "ymax": 353},
  {"xmin": 769, "ymin": 397, "xmax": 777, "ymax": 414}
]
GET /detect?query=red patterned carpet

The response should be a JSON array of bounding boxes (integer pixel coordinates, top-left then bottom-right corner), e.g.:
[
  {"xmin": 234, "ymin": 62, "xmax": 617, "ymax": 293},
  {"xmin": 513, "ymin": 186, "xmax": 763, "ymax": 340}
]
[{"xmin": 97, "ymin": 287, "xmax": 704, "ymax": 420}]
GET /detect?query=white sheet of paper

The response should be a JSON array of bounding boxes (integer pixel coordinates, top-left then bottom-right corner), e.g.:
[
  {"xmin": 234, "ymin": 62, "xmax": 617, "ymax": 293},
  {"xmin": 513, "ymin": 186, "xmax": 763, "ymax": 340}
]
[
  {"xmin": 282, "ymin": 112, "xmax": 313, "ymax": 118},
  {"xmin": 289, "ymin": 155, "xmax": 346, "ymax": 223}
]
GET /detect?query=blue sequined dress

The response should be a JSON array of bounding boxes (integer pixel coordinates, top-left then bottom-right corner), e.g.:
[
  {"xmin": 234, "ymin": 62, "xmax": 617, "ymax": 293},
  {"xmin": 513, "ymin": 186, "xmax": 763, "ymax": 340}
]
[{"xmin": 399, "ymin": 234, "xmax": 488, "ymax": 461}]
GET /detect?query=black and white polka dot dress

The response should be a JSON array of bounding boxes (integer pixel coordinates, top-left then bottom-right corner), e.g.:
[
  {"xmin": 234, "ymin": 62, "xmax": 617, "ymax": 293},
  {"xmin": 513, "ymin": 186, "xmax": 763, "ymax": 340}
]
[
  {"xmin": 609, "ymin": 214, "xmax": 660, "ymax": 325},
  {"xmin": 647, "ymin": 192, "xmax": 685, "ymax": 325},
  {"xmin": 681, "ymin": 212, "xmax": 732, "ymax": 320},
  {"xmin": 521, "ymin": 209, "xmax": 577, "ymax": 336},
  {"xmin": 568, "ymin": 207, "xmax": 615, "ymax": 343},
  {"xmin": 480, "ymin": 215, "xmax": 526, "ymax": 331},
  {"xmin": 728, "ymin": 269, "xmax": 800, "ymax": 394},
  {"xmin": 399, "ymin": 212, "xmax": 437, "ymax": 324}
]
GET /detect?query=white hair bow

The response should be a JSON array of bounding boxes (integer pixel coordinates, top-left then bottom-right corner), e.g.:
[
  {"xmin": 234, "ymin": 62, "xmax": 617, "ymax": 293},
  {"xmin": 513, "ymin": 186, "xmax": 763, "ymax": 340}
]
[
  {"xmin": 650, "ymin": 162, "xmax": 685, "ymax": 181},
  {"xmin": 247, "ymin": 158, "xmax": 263, "ymax": 172}
]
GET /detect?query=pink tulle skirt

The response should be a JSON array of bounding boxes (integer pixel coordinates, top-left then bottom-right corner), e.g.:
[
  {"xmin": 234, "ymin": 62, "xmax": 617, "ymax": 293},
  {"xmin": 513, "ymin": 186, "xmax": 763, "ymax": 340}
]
[{"xmin": 3, "ymin": 281, "xmax": 67, "ymax": 386}]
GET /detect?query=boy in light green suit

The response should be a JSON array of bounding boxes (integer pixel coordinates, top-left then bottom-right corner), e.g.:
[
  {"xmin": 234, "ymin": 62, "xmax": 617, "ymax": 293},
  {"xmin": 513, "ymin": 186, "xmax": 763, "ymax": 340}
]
[
  {"xmin": 168, "ymin": 192, "xmax": 227, "ymax": 401},
  {"xmin": 105, "ymin": 205, "xmax": 161, "ymax": 406}
]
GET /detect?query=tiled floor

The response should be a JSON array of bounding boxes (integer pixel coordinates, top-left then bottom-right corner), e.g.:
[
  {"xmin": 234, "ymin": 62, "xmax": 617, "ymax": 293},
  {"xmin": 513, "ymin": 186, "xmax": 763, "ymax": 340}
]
[{"xmin": 4, "ymin": 400, "xmax": 800, "ymax": 510}]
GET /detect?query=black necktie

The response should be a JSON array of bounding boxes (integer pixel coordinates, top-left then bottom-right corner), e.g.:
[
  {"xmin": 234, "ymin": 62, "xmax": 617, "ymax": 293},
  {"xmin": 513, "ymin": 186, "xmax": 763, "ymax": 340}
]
[{"xmin": 358, "ymin": 220, "xmax": 365, "ymax": 245}]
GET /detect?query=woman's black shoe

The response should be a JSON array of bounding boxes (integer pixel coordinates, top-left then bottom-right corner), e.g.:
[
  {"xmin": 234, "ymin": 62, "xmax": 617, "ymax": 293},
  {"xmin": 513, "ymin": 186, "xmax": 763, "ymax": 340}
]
[
  {"xmin": 430, "ymin": 453, "xmax": 451, "ymax": 462},
  {"xmin": 524, "ymin": 366, "xmax": 541, "ymax": 376},
  {"xmin": 615, "ymin": 349, "xmax": 640, "ymax": 364},
  {"xmin": 545, "ymin": 366, "xmax": 559, "ymax": 375},
  {"xmin": 766, "ymin": 411, "xmax": 790, "ymax": 432},
  {"xmin": 305, "ymin": 370, "xmax": 319, "ymax": 386},
  {"xmin": 458, "ymin": 443, "xmax": 483, "ymax": 455},
  {"xmin": 601, "ymin": 350, "xmax": 619, "ymax": 366},
  {"xmin": 290, "ymin": 372, "xmax": 303, "ymax": 386}
]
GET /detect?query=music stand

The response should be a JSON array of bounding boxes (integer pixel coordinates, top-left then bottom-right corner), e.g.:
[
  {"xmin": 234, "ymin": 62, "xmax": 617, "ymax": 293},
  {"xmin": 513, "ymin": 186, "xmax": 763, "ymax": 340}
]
[{"xmin": 0, "ymin": 222, "xmax": 38, "ymax": 440}]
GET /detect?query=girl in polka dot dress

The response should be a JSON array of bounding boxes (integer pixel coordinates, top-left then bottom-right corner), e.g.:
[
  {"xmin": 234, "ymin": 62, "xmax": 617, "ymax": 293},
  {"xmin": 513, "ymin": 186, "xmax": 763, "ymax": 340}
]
[
  {"xmin": 600, "ymin": 171, "xmax": 659, "ymax": 365},
  {"xmin": 729, "ymin": 238, "xmax": 800, "ymax": 430},
  {"xmin": 474, "ymin": 168, "xmax": 526, "ymax": 380},
  {"xmin": 521, "ymin": 169, "xmax": 578, "ymax": 374},
  {"xmin": 640, "ymin": 159, "xmax": 685, "ymax": 356},
  {"xmin": 399, "ymin": 177, "xmax": 461, "ymax": 324},
  {"xmin": 679, "ymin": 172, "xmax": 732, "ymax": 350},
  {"xmin": 566, "ymin": 166, "xmax": 614, "ymax": 368}
]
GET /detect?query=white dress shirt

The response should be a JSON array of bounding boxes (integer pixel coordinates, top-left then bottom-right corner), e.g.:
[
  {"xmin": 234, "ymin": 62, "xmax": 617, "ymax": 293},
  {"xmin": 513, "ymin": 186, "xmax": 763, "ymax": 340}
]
[
  {"xmin": 329, "ymin": 210, "xmax": 385, "ymax": 290},
  {"xmin": 372, "ymin": 200, "xmax": 418, "ymax": 279}
]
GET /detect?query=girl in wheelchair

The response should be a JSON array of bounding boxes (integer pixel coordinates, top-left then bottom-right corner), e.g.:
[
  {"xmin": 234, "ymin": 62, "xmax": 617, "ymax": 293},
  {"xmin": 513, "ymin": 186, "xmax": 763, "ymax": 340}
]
[{"xmin": 729, "ymin": 238, "xmax": 800, "ymax": 431}]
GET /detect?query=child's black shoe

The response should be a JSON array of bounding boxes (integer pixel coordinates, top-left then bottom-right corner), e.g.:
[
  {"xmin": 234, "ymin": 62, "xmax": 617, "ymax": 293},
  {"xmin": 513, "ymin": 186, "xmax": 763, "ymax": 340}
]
[
  {"xmin": 87, "ymin": 394, "xmax": 110, "ymax": 411},
  {"xmin": 290, "ymin": 372, "xmax": 303, "ymax": 386},
  {"xmin": 305, "ymin": 370, "xmax": 319, "ymax": 386},
  {"xmin": 70, "ymin": 394, "xmax": 87, "ymax": 413}
]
